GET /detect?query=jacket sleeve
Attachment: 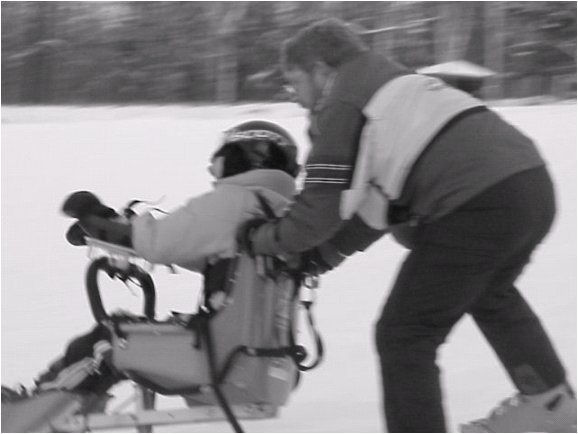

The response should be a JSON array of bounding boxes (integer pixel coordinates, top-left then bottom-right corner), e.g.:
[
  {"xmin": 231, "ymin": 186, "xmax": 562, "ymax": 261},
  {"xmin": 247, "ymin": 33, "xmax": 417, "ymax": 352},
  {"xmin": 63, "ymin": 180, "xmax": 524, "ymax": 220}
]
[
  {"xmin": 303, "ymin": 214, "xmax": 387, "ymax": 274},
  {"xmin": 131, "ymin": 191, "xmax": 248, "ymax": 270},
  {"xmin": 323, "ymin": 214, "xmax": 387, "ymax": 255},
  {"xmin": 251, "ymin": 100, "xmax": 366, "ymax": 254}
]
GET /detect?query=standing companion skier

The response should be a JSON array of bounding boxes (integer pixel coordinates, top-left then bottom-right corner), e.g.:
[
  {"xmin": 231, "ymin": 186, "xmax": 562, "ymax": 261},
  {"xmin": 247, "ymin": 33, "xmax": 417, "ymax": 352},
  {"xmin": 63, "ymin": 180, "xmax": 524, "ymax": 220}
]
[
  {"xmin": 244, "ymin": 18, "xmax": 576, "ymax": 433},
  {"xmin": 2, "ymin": 120, "xmax": 301, "ymax": 431}
]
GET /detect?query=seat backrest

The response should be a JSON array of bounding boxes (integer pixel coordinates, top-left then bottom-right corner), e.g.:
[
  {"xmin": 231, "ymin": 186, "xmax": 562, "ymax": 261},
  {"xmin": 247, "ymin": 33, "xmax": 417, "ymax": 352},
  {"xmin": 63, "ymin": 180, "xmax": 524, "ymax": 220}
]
[
  {"xmin": 111, "ymin": 251, "xmax": 301, "ymax": 405},
  {"xmin": 204, "ymin": 252, "xmax": 298, "ymax": 369}
]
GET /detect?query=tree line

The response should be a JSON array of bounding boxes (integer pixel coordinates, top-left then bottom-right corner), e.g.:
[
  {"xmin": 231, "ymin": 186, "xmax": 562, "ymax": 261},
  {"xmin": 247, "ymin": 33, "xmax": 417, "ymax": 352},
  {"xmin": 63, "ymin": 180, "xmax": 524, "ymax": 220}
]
[{"xmin": 1, "ymin": 1, "xmax": 576, "ymax": 104}]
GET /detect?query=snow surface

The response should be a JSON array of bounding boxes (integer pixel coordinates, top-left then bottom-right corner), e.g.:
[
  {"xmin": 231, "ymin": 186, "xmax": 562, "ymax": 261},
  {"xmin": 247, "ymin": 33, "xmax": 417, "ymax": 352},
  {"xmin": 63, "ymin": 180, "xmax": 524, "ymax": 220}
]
[{"xmin": 1, "ymin": 103, "xmax": 576, "ymax": 432}]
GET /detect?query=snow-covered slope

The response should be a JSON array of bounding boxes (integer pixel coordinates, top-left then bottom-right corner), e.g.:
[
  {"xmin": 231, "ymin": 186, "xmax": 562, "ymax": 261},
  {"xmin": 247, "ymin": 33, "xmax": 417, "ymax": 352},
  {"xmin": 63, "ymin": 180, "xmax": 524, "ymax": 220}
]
[{"xmin": 2, "ymin": 103, "xmax": 575, "ymax": 432}]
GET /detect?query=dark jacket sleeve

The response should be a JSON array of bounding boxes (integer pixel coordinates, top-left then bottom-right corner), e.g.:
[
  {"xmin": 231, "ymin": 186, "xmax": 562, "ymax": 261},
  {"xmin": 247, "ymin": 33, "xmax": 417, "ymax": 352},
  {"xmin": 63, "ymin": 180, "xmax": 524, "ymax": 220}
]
[
  {"xmin": 303, "ymin": 214, "xmax": 387, "ymax": 274},
  {"xmin": 251, "ymin": 100, "xmax": 366, "ymax": 255},
  {"xmin": 324, "ymin": 214, "xmax": 387, "ymax": 255}
]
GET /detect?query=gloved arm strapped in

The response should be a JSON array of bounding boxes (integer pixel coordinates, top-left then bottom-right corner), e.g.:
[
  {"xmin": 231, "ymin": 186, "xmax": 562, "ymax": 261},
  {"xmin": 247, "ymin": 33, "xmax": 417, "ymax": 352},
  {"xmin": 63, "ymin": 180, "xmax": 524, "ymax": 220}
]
[{"xmin": 62, "ymin": 191, "xmax": 132, "ymax": 248}]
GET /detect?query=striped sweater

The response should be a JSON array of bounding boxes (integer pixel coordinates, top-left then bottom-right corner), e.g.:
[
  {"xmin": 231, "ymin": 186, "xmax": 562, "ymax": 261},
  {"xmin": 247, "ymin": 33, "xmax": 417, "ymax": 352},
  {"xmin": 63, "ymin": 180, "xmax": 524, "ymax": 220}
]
[{"xmin": 252, "ymin": 52, "xmax": 544, "ymax": 256}]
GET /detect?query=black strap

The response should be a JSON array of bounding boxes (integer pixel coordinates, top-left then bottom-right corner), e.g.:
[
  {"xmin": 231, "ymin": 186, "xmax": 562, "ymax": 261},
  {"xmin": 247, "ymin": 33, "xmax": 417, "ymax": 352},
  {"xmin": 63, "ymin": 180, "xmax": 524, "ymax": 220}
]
[
  {"xmin": 199, "ymin": 318, "xmax": 244, "ymax": 433},
  {"xmin": 285, "ymin": 275, "xmax": 324, "ymax": 372},
  {"xmin": 253, "ymin": 192, "xmax": 325, "ymax": 370},
  {"xmin": 255, "ymin": 192, "xmax": 277, "ymax": 220},
  {"xmin": 215, "ymin": 344, "xmax": 306, "ymax": 388},
  {"xmin": 249, "ymin": 346, "xmax": 305, "ymax": 360},
  {"xmin": 252, "ymin": 193, "xmax": 325, "ymax": 371},
  {"xmin": 297, "ymin": 299, "xmax": 324, "ymax": 371}
]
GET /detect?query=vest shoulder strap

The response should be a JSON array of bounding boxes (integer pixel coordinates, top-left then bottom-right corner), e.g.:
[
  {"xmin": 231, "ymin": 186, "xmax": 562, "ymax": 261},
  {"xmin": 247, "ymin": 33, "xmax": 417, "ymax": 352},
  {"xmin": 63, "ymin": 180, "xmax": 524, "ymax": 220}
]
[{"xmin": 340, "ymin": 74, "xmax": 484, "ymax": 229}]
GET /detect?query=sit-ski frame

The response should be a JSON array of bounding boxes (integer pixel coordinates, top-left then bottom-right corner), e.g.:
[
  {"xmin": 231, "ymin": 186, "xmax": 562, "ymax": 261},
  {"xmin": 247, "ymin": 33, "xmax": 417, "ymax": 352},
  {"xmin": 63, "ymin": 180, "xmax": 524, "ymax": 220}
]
[
  {"xmin": 56, "ymin": 238, "xmax": 279, "ymax": 432},
  {"xmin": 85, "ymin": 237, "xmax": 145, "ymax": 270},
  {"xmin": 52, "ymin": 386, "xmax": 277, "ymax": 432}
]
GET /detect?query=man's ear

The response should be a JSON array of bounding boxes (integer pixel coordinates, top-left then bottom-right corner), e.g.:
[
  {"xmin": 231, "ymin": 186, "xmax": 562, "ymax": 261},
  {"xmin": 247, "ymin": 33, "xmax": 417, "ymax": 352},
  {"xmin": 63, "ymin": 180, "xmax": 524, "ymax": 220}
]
[{"xmin": 312, "ymin": 61, "xmax": 335, "ymax": 86}]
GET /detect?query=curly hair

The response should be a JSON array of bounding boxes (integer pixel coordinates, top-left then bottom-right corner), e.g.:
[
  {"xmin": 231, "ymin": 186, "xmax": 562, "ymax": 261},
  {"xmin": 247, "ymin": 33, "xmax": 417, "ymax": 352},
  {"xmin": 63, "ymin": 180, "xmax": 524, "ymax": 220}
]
[{"xmin": 281, "ymin": 18, "xmax": 368, "ymax": 72}]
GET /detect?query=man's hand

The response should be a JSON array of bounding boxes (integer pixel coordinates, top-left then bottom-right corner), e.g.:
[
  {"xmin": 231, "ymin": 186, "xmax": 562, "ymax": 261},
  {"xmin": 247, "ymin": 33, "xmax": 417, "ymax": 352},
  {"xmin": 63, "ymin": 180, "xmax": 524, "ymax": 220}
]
[
  {"xmin": 239, "ymin": 217, "xmax": 350, "ymax": 273},
  {"xmin": 301, "ymin": 243, "xmax": 348, "ymax": 275}
]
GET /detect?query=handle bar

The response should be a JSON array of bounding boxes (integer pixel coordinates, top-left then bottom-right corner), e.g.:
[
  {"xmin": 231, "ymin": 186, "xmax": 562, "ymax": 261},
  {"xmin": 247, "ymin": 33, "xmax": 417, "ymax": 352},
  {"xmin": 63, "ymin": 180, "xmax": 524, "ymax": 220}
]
[{"xmin": 85, "ymin": 257, "xmax": 156, "ymax": 322}]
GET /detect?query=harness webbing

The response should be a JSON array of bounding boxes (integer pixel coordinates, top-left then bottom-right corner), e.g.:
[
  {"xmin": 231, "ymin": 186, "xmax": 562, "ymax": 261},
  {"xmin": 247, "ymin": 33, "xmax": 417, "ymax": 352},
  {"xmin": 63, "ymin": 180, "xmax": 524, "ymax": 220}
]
[
  {"xmin": 254, "ymin": 192, "xmax": 277, "ymax": 220},
  {"xmin": 100, "ymin": 191, "xmax": 325, "ymax": 433},
  {"xmin": 200, "ymin": 317, "xmax": 244, "ymax": 433},
  {"xmin": 254, "ymin": 192, "xmax": 324, "ymax": 371},
  {"xmin": 294, "ymin": 298, "xmax": 324, "ymax": 371}
]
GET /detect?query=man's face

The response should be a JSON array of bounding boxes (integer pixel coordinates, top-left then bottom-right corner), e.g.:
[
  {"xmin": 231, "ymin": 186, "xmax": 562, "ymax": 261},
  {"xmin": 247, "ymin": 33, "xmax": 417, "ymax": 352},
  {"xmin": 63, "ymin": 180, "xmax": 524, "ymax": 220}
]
[{"xmin": 283, "ymin": 66, "xmax": 324, "ymax": 110}]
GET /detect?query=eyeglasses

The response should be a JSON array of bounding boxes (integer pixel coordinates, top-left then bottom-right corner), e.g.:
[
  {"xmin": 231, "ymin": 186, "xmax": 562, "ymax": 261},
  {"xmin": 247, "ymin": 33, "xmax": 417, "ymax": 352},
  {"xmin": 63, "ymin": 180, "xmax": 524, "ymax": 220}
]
[{"xmin": 282, "ymin": 84, "xmax": 297, "ymax": 96}]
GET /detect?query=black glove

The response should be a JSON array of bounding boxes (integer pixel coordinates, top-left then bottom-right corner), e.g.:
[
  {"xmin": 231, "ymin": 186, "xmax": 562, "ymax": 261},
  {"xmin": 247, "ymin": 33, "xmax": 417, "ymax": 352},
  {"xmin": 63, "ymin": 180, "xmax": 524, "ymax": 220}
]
[
  {"xmin": 62, "ymin": 191, "xmax": 118, "ymax": 219},
  {"xmin": 77, "ymin": 215, "xmax": 133, "ymax": 247},
  {"xmin": 301, "ymin": 244, "xmax": 347, "ymax": 275},
  {"xmin": 300, "ymin": 248, "xmax": 332, "ymax": 275},
  {"xmin": 237, "ymin": 217, "xmax": 267, "ymax": 255},
  {"xmin": 65, "ymin": 221, "xmax": 88, "ymax": 246}
]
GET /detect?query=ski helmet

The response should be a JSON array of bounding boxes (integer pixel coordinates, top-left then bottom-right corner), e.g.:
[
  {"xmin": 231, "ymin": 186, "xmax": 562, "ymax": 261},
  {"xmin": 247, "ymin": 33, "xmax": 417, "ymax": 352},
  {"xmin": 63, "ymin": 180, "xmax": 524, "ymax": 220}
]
[{"xmin": 213, "ymin": 120, "xmax": 300, "ymax": 178}]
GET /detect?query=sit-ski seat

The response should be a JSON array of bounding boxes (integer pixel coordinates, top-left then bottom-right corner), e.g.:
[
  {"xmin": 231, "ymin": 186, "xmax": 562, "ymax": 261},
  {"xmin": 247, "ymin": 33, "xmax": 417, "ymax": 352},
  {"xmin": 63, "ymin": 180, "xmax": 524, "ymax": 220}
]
[
  {"xmin": 40, "ymin": 237, "xmax": 322, "ymax": 433},
  {"xmin": 110, "ymin": 252, "xmax": 302, "ymax": 408}
]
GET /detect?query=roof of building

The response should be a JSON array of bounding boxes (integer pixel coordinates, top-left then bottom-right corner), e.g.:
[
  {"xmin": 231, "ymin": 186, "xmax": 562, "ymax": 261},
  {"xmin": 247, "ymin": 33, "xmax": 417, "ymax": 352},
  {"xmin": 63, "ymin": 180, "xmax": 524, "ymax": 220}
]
[{"xmin": 417, "ymin": 60, "xmax": 496, "ymax": 79}]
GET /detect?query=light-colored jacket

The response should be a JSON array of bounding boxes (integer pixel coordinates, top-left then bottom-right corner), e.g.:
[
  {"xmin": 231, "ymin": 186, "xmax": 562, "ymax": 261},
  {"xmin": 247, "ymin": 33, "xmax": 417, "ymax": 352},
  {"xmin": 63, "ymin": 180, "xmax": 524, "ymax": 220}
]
[
  {"xmin": 340, "ymin": 74, "xmax": 483, "ymax": 229},
  {"xmin": 132, "ymin": 169, "xmax": 295, "ymax": 272}
]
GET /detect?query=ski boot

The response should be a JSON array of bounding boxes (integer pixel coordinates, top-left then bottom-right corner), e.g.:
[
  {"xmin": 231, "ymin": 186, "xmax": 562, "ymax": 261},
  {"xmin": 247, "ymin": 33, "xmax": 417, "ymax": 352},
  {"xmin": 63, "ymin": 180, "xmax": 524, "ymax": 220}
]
[{"xmin": 460, "ymin": 383, "xmax": 577, "ymax": 432}]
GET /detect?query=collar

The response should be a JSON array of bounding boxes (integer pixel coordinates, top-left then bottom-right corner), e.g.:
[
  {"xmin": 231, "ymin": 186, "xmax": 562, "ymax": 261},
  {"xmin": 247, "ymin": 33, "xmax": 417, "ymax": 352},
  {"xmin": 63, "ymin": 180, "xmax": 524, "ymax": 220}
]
[
  {"xmin": 214, "ymin": 169, "xmax": 296, "ymax": 199},
  {"xmin": 313, "ymin": 71, "xmax": 337, "ymax": 113}
]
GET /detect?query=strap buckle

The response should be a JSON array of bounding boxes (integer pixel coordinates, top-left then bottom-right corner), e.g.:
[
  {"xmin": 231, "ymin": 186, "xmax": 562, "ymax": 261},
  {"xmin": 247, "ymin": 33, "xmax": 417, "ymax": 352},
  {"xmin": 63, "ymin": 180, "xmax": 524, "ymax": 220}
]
[
  {"xmin": 300, "ymin": 286, "xmax": 317, "ymax": 307},
  {"xmin": 303, "ymin": 274, "xmax": 319, "ymax": 289}
]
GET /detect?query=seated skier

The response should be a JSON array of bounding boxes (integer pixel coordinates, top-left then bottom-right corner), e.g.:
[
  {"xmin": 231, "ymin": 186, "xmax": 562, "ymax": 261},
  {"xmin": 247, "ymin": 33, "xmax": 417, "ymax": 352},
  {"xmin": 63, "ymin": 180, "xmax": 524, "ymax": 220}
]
[{"xmin": 1, "ymin": 120, "xmax": 304, "ymax": 423}]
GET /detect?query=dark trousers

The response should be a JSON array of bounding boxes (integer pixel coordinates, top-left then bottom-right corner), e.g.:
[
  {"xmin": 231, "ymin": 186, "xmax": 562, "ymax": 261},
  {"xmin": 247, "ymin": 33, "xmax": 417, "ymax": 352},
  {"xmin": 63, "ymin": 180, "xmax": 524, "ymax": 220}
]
[
  {"xmin": 375, "ymin": 167, "xmax": 566, "ymax": 432},
  {"xmin": 39, "ymin": 325, "xmax": 120, "ymax": 395}
]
